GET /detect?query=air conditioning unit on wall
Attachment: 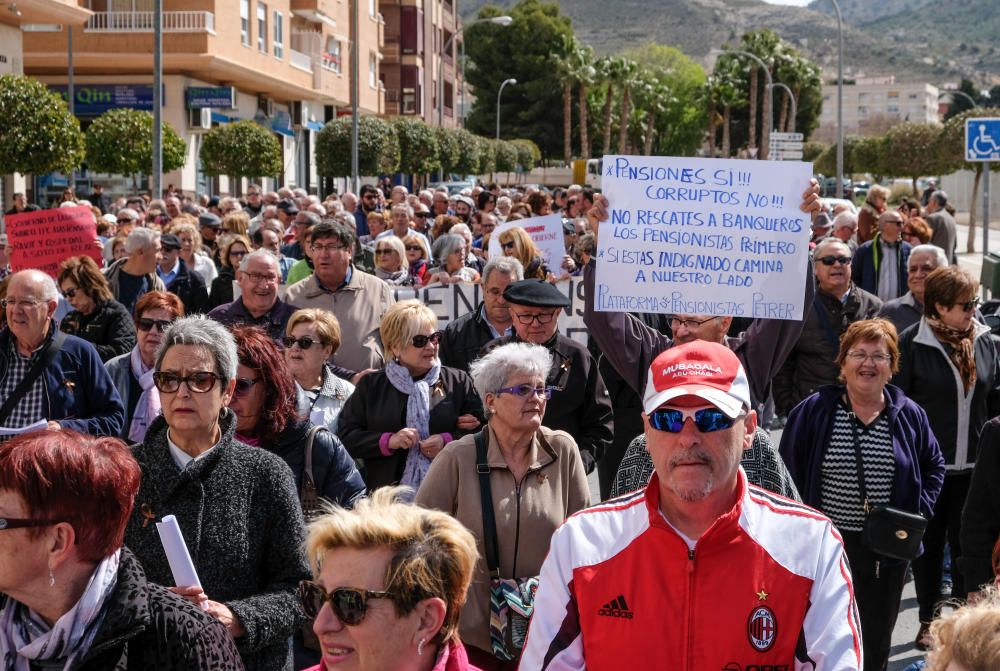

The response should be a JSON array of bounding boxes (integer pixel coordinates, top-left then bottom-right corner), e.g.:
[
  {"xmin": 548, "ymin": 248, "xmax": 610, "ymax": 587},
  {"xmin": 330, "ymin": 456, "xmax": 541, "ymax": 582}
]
[{"xmin": 188, "ymin": 107, "xmax": 211, "ymax": 129}]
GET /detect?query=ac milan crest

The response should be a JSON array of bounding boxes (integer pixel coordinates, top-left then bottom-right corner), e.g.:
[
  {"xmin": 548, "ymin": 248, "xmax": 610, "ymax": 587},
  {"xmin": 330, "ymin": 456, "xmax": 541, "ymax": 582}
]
[{"xmin": 747, "ymin": 605, "xmax": 777, "ymax": 652}]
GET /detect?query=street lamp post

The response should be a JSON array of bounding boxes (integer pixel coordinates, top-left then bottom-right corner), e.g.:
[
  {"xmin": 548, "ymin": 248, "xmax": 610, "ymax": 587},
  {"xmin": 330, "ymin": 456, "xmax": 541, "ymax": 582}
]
[
  {"xmin": 771, "ymin": 82, "xmax": 797, "ymax": 133},
  {"xmin": 723, "ymin": 49, "xmax": 772, "ymax": 159},
  {"xmin": 496, "ymin": 78, "xmax": 516, "ymax": 140},
  {"xmin": 826, "ymin": 0, "xmax": 844, "ymax": 198}
]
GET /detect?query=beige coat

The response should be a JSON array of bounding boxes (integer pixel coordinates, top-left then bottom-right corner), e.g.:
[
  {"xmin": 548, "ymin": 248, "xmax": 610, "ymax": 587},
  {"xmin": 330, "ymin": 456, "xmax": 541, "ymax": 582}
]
[
  {"xmin": 415, "ymin": 425, "xmax": 590, "ymax": 655},
  {"xmin": 284, "ymin": 268, "xmax": 395, "ymax": 373}
]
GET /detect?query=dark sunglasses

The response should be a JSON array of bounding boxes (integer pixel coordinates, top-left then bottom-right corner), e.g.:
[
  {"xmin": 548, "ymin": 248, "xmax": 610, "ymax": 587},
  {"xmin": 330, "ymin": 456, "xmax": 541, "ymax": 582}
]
[
  {"xmin": 405, "ymin": 245, "xmax": 423, "ymax": 252},
  {"xmin": 117, "ymin": 218, "xmax": 133, "ymax": 224},
  {"xmin": 62, "ymin": 287, "xmax": 79, "ymax": 299},
  {"xmin": 817, "ymin": 255, "xmax": 851, "ymax": 266},
  {"xmin": 137, "ymin": 318, "xmax": 173, "ymax": 333},
  {"xmin": 649, "ymin": 407, "xmax": 740, "ymax": 433},
  {"xmin": 282, "ymin": 336, "xmax": 323, "ymax": 350},
  {"xmin": 152, "ymin": 371, "xmax": 220, "ymax": 394},
  {"xmin": 414, "ymin": 212, "xmax": 430, "ymax": 218},
  {"xmin": 501, "ymin": 241, "xmax": 516, "ymax": 250},
  {"xmin": 959, "ymin": 298, "xmax": 981, "ymax": 312},
  {"xmin": 411, "ymin": 331, "xmax": 443, "ymax": 348},
  {"xmin": 297, "ymin": 580, "xmax": 395, "ymax": 625},
  {"xmin": 375, "ymin": 248, "xmax": 396, "ymax": 255},
  {"xmin": 234, "ymin": 377, "xmax": 261, "ymax": 397}
]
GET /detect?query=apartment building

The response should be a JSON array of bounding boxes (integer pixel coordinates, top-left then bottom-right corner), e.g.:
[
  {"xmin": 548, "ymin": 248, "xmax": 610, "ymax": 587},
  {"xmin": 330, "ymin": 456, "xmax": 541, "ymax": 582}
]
[
  {"xmin": 380, "ymin": 0, "xmax": 462, "ymax": 126},
  {"xmin": 18, "ymin": 0, "xmax": 384, "ymax": 198},
  {"xmin": 817, "ymin": 76, "xmax": 940, "ymax": 137}
]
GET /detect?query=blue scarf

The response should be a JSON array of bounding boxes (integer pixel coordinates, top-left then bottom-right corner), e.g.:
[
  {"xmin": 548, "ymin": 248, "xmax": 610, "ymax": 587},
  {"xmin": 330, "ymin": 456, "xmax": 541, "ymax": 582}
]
[{"xmin": 385, "ymin": 359, "xmax": 441, "ymax": 491}]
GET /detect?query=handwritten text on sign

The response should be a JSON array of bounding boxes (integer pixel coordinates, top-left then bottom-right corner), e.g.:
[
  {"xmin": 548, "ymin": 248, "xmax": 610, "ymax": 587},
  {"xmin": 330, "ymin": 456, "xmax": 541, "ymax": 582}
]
[
  {"xmin": 596, "ymin": 156, "xmax": 812, "ymax": 320},
  {"xmin": 7, "ymin": 206, "xmax": 103, "ymax": 278}
]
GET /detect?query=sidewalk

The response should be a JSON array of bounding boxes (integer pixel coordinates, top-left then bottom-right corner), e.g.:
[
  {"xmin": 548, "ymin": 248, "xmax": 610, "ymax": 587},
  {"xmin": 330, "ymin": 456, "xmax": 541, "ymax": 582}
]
[{"xmin": 950, "ymin": 212, "xmax": 1000, "ymax": 282}]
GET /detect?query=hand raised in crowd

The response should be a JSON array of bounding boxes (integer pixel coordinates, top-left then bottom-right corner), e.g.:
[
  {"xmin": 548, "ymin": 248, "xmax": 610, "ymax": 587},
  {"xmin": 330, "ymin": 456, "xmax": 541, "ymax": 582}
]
[
  {"xmin": 351, "ymin": 368, "xmax": 377, "ymax": 386},
  {"xmin": 418, "ymin": 434, "xmax": 446, "ymax": 459},
  {"xmin": 456, "ymin": 413, "xmax": 481, "ymax": 431},
  {"xmin": 169, "ymin": 586, "xmax": 247, "ymax": 638},
  {"xmin": 561, "ymin": 255, "xmax": 577, "ymax": 273},
  {"xmin": 800, "ymin": 177, "xmax": 822, "ymax": 220},
  {"xmin": 389, "ymin": 427, "xmax": 420, "ymax": 451}
]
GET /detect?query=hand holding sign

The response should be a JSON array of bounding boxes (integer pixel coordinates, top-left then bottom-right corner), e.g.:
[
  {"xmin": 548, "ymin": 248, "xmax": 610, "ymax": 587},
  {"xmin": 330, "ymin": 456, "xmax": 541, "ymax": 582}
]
[{"xmin": 595, "ymin": 156, "xmax": 814, "ymax": 320}]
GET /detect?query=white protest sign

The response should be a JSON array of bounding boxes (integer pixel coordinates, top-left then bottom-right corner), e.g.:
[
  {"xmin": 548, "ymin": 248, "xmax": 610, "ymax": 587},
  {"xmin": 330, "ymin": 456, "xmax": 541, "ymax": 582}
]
[
  {"xmin": 596, "ymin": 155, "xmax": 812, "ymax": 320},
  {"xmin": 488, "ymin": 214, "xmax": 566, "ymax": 269}
]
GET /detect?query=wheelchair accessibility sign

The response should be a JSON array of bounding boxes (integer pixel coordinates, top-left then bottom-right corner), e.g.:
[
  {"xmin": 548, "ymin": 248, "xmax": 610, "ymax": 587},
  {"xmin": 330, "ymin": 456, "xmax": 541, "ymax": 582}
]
[{"xmin": 966, "ymin": 118, "xmax": 1000, "ymax": 161}]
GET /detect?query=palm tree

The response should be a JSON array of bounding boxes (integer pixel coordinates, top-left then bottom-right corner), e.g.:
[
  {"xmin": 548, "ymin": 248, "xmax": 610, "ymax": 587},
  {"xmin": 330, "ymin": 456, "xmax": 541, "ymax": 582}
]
[
  {"xmin": 617, "ymin": 58, "xmax": 639, "ymax": 154},
  {"xmin": 575, "ymin": 45, "xmax": 596, "ymax": 160},
  {"xmin": 740, "ymin": 29, "xmax": 781, "ymax": 158},
  {"xmin": 597, "ymin": 56, "xmax": 620, "ymax": 156},
  {"xmin": 712, "ymin": 58, "xmax": 746, "ymax": 158}
]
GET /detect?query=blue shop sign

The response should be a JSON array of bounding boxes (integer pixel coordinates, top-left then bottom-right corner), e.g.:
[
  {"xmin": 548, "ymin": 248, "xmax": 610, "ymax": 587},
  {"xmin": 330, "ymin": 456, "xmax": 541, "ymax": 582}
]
[
  {"xmin": 49, "ymin": 84, "xmax": 159, "ymax": 116},
  {"xmin": 186, "ymin": 86, "xmax": 236, "ymax": 109}
]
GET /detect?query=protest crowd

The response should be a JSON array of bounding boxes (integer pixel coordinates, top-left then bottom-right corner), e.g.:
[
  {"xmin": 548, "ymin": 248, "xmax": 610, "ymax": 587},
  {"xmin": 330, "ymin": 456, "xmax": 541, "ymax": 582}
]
[{"xmin": 1, "ymin": 175, "xmax": 1000, "ymax": 671}]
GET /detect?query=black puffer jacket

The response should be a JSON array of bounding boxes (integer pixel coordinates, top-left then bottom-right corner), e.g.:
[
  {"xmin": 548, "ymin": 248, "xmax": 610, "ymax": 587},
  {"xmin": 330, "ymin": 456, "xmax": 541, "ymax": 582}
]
[
  {"xmin": 60, "ymin": 299, "xmax": 136, "ymax": 362},
  {"xmin": 264, "ymin": 418, "xmax": 367, "ymax": 509},
  {"xmin": 208, "ymin": 266, "xmax": 236, "ymax": 311},
  {"xmin": 164, "ymin": 259, "xmax": 209, "ymax": 315},
  {"xmin": 71, "ymin": 548, "xmax": 245, "ymax": 670},
  {"xmin": 773, "ymin": 284, "xmax": 882, "ymax": 415},
  {"xmin": 125, "ymin": 410, "xmax": 310, "ymax": 671},
  {"xmin": 440, "ymin": 303, "xmax": 496, "ymax": 373}
]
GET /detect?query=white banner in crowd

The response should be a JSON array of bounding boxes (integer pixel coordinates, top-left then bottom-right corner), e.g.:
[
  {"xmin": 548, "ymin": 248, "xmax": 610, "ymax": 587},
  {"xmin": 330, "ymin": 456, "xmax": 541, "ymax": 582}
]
[
  {"xmin": 488, "ymin": 214, "xmax": 566, "ymax": 269},
  {"xmin": 394, "ymin": 280, "xmax": 588, "ymax": 345},
  {"xmin": 596, "ymin": 155, "xmax": 812, "ymax": 320}
]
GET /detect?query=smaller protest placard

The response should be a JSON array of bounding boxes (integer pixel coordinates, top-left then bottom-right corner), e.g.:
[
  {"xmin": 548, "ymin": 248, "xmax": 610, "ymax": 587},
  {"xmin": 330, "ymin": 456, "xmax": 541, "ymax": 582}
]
[
  {"xmin": 488, "ymin": 214, "xmax": 566, "ymax": 271},
  {"xmin": 6, "ymin": 206, "xmax": 103, "ymax": 278}
]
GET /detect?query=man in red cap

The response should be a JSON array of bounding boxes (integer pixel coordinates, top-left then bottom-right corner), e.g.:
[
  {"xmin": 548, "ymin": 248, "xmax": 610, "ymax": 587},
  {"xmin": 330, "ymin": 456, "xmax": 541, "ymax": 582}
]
[{"xmin": 521, "ymin": 341, "xmax": 862, "ymax": 671}]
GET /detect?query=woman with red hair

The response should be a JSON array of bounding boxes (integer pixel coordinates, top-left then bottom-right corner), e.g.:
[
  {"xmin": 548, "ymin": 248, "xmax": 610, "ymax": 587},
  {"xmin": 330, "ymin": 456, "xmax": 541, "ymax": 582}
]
[{"xmin": 0, "ymin": 430, "xmax": 242, "ymax": 669}]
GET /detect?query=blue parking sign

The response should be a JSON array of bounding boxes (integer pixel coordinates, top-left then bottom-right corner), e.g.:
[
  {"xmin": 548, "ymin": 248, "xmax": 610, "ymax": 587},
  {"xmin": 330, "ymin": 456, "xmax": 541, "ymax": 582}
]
[{"xmin": 966, "ymin": 118, "xmax": 1000, "ymax": 161}]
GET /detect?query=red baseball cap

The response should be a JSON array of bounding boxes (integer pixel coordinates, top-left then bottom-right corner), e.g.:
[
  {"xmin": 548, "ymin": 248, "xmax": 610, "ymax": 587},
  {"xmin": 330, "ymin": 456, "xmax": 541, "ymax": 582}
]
[{"xmin": 642, "ymin": 341, "xmax": 751, "ymax": 417}]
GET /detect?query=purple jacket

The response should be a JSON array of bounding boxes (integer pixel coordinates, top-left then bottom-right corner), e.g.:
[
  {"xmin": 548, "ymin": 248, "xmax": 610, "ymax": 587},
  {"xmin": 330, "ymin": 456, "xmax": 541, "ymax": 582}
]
[{"xmin": 778, "ymin": 383, "xmax": 945, "ymax": 521}]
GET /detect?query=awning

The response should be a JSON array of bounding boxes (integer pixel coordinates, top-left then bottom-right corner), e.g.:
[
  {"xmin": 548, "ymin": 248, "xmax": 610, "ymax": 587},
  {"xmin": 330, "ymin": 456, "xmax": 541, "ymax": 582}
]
[
  {"xmin": 272, "ymin": 124, "xmax": 295, "ymax": 137},
  {"xmin": 307, "ymin": 120, "xmax": 324, "ymax": 132},
  {"xmin": 211, "ymin": 112, "xmax": 234, "ymax": 124}
]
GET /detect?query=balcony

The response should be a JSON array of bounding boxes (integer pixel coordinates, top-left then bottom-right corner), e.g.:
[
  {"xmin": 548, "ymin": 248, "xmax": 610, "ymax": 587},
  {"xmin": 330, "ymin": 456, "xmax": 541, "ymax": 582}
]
[
  {"xmin": 290, "ymin": 49, "xmax": 313, "ymax": 72},
  {"xmin": 84, "ymin": 11, "xmax": 215, "ymax": 33}
]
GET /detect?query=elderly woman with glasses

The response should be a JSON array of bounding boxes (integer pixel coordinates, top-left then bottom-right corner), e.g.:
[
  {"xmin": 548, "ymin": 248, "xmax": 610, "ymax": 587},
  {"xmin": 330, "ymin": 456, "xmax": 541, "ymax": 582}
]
[
  {"xmin": 780, "ymin": 319, "xmax": 944, "ymax": 671},
  {"xmin": 404, "ymin": 234, "xmax": 431, "ymax": 287},
  {"xmin": 299, "ymin": 487, "xmax": 482, "ymax": 671},
  {"xmin": 123, "ymin": 315, "xmax": 311, "ymax": 671},
  {"xmin": 416, "ymin": 342, "xmax": 590, "ymax": 669},
  {"xmin": 57, "ymin": 256, "xmax": 136, "ymax": 362},
  {"xmin": 285, "ymin": 309, "xmax": 355, "ymax": 433},
  {"xmin": 337, "ymin": 300, "xmax": 484, "ymax": 491},
  {"xmin": 893, "ymin": 266, "xmax": 1000, "ymax": 650},
  {"xmin": 374, "ymin": 236, "xmax": 413, "ymax": 287},
  {"xmin": 0, "ymin": 430, "xmax": 243, "ymax": 670},
  {"xmin": 105, "ymin": 291, "xmax": 184, "ymax": 442},
  {"xmin": 425, "ymin": 234, "xmax": 480, "ymax": 287}
]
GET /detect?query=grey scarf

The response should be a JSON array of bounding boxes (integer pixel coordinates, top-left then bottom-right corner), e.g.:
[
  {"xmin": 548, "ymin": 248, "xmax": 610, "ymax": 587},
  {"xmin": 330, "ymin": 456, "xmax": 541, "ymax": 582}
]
[{"xmin": 385, "ymin": 359, "xmax": 441, "ymax": 490}]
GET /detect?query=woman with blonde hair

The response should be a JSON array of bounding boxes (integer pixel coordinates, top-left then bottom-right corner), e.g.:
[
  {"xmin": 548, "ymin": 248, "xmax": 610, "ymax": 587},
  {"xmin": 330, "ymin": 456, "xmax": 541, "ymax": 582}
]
[
  {"xmin": 404, "ymin": 233, "xmax": 431, "ymax": 286},
  {"xmin": 337, "ymin": 300, "xmax": 484, "ymax": 490},
  {"xmin": 58, "ymin": 255, "xmax": 135, "ymax": 361},
  {"xmin": 497, "ymin": 227, "xmax": 547, "ymax": 279},
  {"xmin": 922, "ymin": 586, "xmax": 1000, "ymax": 671},
  {"xmin": 299, "ymin": 486, "xmax": 483, "ymax": 671},
  {"xmin": 374, "ymin": 235, "xmax": 414, "ymax": 286},
  {"xmin": 167, "ymin": 218, "xmax": 218, "ymax": 287}
]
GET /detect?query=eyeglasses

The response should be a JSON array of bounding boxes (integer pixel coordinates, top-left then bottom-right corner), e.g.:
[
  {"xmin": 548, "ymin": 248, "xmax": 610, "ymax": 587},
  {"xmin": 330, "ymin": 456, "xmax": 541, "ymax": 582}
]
[
  {"xmin": 242, "ymin": 271, "xmax": 278, "ymax": 285},
  {"xmin": 511, "ymin": 311, "xmax": 557, "ymax": 325},
  {"xmin": 375, "ymin": 248, "xmax": 396, "ymax": 255},
  {"xmin": 282, "ymin": 335, "xmax": 324, "ymax": 350},
  {"xmin": 297, "ymin": 580, "xmax": 395, "ymax": 625},
  {"xmin": 312, "ymin": 243, "xmax": 347, "ymax": 254},
  {"xmin": 501, "ymin": 241, "xmax": 516, "ymax": 250},
  {"xmin": 62, "ymin": 287, "xmax": 79, "ymax": 299},
  {"xmin": 117, "ymin": 218, "xmax": 134, "ymax": 224},
  {"xmin": 411, "ymin": 331, "xmax": 443, "ymax": 348},
  {"xmin": 959, "ymin": 298, "xmax": 981, "ymax": 312},
  {"xmin": 234, "ymin": 377, "xmax": 261, "ymax": 397},
  {"xmin": 669, "ymin": 316, "xmax": 717, "ymax": 329},
  {"xmin": 908, "ymin": 263, "xmax": 936, "ymax": 273},
  {"xmin": 817, "ymin": 255, "xmax": 852, "ymax": 266},
  {"xmin": 496, "ymin": 384, "xmax": 556, "ymax": 400},
  {"xmin": 414, "ymin": 212, "xmax": 430, "ymax": 218},
  {"xmin": 405, "ymin": 245, "xmax": 423, "ymax": 252},
  {"xmin": 137, "ymin": 318, "xmax": 173, "ymax": 333},
  {"xmin": 2, "ymin": 298, "xmax": 45, "ymax": 310},
  {"xmin": 649, "ymin": 407, "xmax": 740, "ymax": 433},
  {"xmin": 152, "ymin": 371, "xmax": 221, "ymax": 394},
  {"xmin": 0, "ymin": 518, "xmax": 59, "ymax": 531},
  {"xmin": 845, "ymin": 351, "xmax": 892, "ymax": 365}
]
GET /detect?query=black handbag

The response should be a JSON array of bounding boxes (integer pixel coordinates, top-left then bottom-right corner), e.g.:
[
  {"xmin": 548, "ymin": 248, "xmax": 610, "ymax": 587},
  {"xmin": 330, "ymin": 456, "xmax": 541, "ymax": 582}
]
[{"xmin": 847, "ymin": 402, "xmax": 928, "ymax": 561}]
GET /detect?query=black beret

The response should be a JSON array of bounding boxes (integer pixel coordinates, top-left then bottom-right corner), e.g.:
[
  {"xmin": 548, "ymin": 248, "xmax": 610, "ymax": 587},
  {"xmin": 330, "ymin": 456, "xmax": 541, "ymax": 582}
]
[
  {"xmin": 277, "ymin": 198, "xmax": 300, "ymax": 214},
  {"xmin": 502, "ymin": 279, "xmax": 570, "ymax": 308}
]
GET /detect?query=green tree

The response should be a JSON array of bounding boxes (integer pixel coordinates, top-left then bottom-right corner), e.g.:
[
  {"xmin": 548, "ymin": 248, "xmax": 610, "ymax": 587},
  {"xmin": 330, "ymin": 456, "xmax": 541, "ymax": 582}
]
[
  {"xmin": 814, "ymin": 135, "xmax": 864, "ymax": 176},
  {"xmin": 802, "ymin": 141, "xmax": 827, "ymax": 163},
  {"xmin": 882, "ymin": 122, "xmax": 944, "ymax": 196},
  {"xmin": 938, "ymin": 108, "xmax": 1000, "ymax": 252},
  {"xmin": 511, "ymin": 139, "xmax": 540, "ymax": 174},
  {"xmin": 435, "ymin": 126, "xmax": 460, "ymax": 175},
  {"xmin": 315, "ymin": 115, "xmax": 399, "ymax": 177},
  {"xmin": 851, "ymin": 135, "xmax": 887, "ymax": 178},
  {"xmin": 554, "ymin": 35, "xmax": 595, "ymax": 164},
  {"xmin": 392, "ymin": 117, "xmax": 439, "ymax": 176},
  {"xmin": 450, "ymin": 128, "xmax": 481, "ymax": 176},
  {"xmin": 596, "ymin": 56, "xmax": 620, "ymax": 156},
  {"xmin": 463, "ymin": 0, "xmax": 574, "ymax": 160},
  {"xmin": 476, "ymin": 135, "xmax": 496, "ymax": 176},
  {"xmin": 85, "ymin": 108, "xmax": 186, "ymax": 192},
  {"xmin": 494, "ymin": 140, "xmax": 518, "ymax": 176},
  {"xmin": 617, "ymin": 58, "xmax": 639, "ymax": 154},
  {"xmin": 0, "ymin": 75, "xmax": 85, "ymax": 177},
  {"xmin": 200, "ymin": 120, "xmax": 283, "ymax": 182}
]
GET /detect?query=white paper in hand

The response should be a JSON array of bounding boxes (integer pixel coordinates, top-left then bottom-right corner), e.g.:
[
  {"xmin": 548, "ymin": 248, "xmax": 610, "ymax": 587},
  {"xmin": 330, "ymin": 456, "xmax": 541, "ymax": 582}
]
[{"xmin": 155, "ymin": 514, "xmax": 208, "ymax": 610}]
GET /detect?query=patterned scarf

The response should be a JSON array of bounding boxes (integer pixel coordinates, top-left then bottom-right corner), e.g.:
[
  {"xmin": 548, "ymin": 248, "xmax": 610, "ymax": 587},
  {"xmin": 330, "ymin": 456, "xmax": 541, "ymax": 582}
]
[
  {"xmin": 0, "ymin": 550, "xmax": 120, "ymax": 671},
  {"xmin": 128, "ymin": 346, "xmax": 161, "ymax": 443},
  {"xmin": 384, "ymin": 359, "xmax": 441, "ymax": 491},
  {"xmin": 927, "ymin": 316, "xmax": 977, "ymax": 394}
]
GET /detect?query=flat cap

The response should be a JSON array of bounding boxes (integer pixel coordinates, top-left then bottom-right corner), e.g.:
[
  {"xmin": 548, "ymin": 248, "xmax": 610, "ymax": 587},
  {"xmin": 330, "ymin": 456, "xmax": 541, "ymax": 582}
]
[
  {"xmin": 503, "ymin": 279, "xmax": 570, "ymax": 308},
  {"xmin": 160, "ymin": 233, "xmax": 182, "ymax": 250},
  {"xmin": 198, "ymin": 212, "xmax": 222, "ymax": 229},
  {"xmin": 277, "ymin": 198, "xmax": 300, "ymax": 214}
]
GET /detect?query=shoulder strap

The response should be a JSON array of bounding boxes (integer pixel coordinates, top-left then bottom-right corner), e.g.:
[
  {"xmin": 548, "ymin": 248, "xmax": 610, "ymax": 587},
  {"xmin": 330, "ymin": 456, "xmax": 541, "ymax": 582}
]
[
  {"xmin": 475, "ymin": 430, "xmax": 501, "ymax": 577},
  {"xmin": 0, "ymin": 330, "xmax": 67, "ymax": 427},
  {"xmin": 843, "ymin": 396, "xmax": 870, "ymax": 514}
]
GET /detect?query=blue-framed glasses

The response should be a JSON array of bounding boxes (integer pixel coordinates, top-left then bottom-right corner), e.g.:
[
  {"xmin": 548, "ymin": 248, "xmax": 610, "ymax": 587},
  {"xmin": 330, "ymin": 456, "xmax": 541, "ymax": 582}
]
[
  {"xmin": 649, "ymin": 407, "xmax": 739, "ymax": 433},
  {"xmin": 496, "ymin": 384, "xmax": 556, "ymax": 400}
]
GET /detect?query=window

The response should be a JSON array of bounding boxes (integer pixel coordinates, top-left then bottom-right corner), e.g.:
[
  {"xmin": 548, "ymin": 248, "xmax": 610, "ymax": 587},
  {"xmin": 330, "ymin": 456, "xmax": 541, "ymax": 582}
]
[
  {"xmin": 324, "ymin": 38, "xmax": 341, "ymax": 73},
  {"xmin": 402, "ymin": 88, "xmax": 417, "ymax": 114},
  {"xmin": 273, "ymin": 11, "xmax": 283, "ymax": 59},
  {"xmin": 257, "ymin": 3, "xmax": 267, "ymax": 53},
  {"xmin": 888, "ymin": 104, "xmax": 900, "ymax": 115},
  {"xmin": 240, "ymin": 0, "xmax": 250, "ymax": 46},
  {"xmin": 369, "ymin": 0, "xmax": 376, "ymax": 18},
  {"xmin": 888, "ymin": 90, "xmax": 900, "ymax": 99},
  {"xmin": 369, "ymin": 51, "xmax": 377, "ymax": 88}
]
